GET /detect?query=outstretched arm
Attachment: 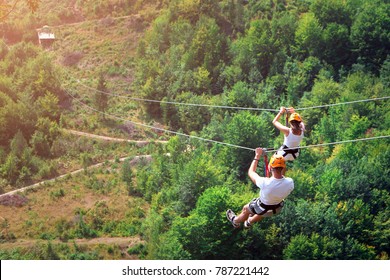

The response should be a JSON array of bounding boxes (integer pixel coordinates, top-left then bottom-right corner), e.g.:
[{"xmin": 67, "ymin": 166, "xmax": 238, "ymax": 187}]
[
  {"xmin": 272, "ymin": 107, "xmax": 289, "ymax": 136},
  {"xmin": 248, "ymin": 148, "xmax": 263, "ymax": 184}
]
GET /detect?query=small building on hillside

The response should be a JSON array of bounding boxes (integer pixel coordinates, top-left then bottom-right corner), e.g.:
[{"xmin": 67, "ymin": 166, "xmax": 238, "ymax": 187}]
[{"xmin": 37, "ymin": 25, "xmax": 55, "ymax": 48}]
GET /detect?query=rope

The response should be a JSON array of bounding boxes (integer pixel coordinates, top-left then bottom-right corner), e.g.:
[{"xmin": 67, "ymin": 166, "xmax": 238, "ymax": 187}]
[
  {"xmin": 74, "ymin": 78, "xmax": 389, "ymax": 112},
  {"xmin": 75, "ymin": 80, "xmax": 279, "ymax": 112},
  {"xmin": 294, "ymin": 96, "xmax": 390, "ymax": 111},
  {"xmin": 66, "ymin": 90, "xmax": 255, "ymax": 151},
  {"xmin": 265, "ymin": 135, "xmax": 390, "ymax": 154},
  {"xmin": 66, "ymin": 89, "xmax": 390, "ymax": 154}
]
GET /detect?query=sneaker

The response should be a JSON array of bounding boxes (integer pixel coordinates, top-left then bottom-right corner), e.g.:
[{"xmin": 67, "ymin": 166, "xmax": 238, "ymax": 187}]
[
  {"xmin": 226, "ymin": 209, "xmax": 240, "ymax": 228},
  {"xmin": 244, "ymin": 220, "xmax": 252, "ymax": 229}
]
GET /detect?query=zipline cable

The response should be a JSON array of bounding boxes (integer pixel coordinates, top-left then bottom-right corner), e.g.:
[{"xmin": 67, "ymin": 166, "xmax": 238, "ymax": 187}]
[
  {"xmin": 65, "ymin": 89, "xmax": 390, "ymax": 154},
  {"xmin": 294, "ymin": 96, "xmax": 390, "ymax": 111},
  {"xmin": 265, "ymin": 135, "xmax": 390, "ymax": 154},
  {"xmin": 75, "ymin": 79, "xmax": 279, "ymax": 112},
  {"xmin": 74, "ymin": 78, "xmax": 389, "ymax": 112},
  {"xmin": 66, "ymin": 89, "xmax": 255, "ymax": 151}
]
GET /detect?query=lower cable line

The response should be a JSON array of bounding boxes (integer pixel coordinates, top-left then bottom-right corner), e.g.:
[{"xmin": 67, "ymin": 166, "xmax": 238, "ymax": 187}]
[
  {"xmin": 66, "ymin": 89, "xmax": 390, "ymax": 154},
  {"xmin": 67, "ymin": 90, "xmax": 255, "ymax": 151},
  {"xmin": 264, "ymin": 135, "xmax": 390, "ymax": 153}
]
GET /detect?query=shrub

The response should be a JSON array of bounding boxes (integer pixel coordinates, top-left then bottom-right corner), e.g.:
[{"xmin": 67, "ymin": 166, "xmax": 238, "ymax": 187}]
[{"xmin": 62, "ymin": 51, "xmax": 83, "ymax": 66}]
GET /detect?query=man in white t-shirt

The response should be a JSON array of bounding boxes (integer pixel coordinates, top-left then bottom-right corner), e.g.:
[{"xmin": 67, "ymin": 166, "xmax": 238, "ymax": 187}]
[{"xmin": 226, "ymin": 148, "xmax": 294, "ymax": 228}]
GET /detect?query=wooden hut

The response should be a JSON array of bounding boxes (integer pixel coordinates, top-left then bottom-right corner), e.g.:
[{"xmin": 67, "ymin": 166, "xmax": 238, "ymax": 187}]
[{"xmin": 37, "ymin": 25, "xmax": 55, "ymax": 48}]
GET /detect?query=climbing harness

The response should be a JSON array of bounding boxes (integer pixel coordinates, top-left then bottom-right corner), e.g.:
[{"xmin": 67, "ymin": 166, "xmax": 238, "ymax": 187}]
[
  {"xmin": 280, "ymin": 144, "xmax": 300, "ymax": 159},
  {"xmin": 263, "ymin": 150, "xmax": 269, "ymax": 177},
  {"xmin": 248, "ymin": 198, "xmax": 285, "ymax": 215}
]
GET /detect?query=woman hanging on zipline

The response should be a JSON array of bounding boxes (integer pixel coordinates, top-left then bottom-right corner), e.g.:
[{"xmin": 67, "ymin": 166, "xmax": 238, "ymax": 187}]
[{"xmin": 272, "ymin": 107, "xmax": 305, "ymax": 162}]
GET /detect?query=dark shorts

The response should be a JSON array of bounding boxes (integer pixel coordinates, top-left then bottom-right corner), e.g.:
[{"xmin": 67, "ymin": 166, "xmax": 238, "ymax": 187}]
[{"xmin": 248, "ymin": 198, "xmax": 284, "ymax": 217}]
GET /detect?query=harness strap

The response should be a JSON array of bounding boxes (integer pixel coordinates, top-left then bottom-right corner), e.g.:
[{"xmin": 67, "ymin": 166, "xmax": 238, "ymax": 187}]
[
  {"xmin": 255, "ymin": 201, "xmax": 284, "ymax": 215},
  {"xmin": 263, "ymin": 153, "xmax": 269, "ymax": 177},
  {"xmin": 281, "ymin": 145, "xmax": 299, "ymax": 159},
  {"xmin": 259, "ymin": 202, "xmax": 282, "ymax": 214}
]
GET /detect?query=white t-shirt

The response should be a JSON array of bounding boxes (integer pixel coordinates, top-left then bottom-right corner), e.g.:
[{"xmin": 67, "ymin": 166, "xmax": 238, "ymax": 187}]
[
  {"xmin": 283, "ymin": 128, "xmax": 304, "ymax": 148},
  {"xmin": 255, "ymin": 176, "xmax": 294, "ymax": 205},
  {"xmin": 276, "ymin": 128, "xmax": 304, "ymax": 160}
]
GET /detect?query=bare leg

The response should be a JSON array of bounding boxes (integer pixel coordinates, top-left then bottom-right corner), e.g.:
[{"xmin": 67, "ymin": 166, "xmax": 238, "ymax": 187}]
[
  {"xmin": 248, "ymin": 214, "xmax": 263, "ymax": 224},
  {"xmin": 233, "ymin": 204, "xmax": 251, "ymax": 224}
]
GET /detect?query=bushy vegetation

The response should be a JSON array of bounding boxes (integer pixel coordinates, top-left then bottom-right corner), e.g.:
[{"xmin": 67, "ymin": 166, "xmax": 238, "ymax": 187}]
[
  {"xmin": 132, "ymin": 0, "xmax": 390, "ymax": 260},
  {"xmin": 0, "ymin": 42, "xmax": 64, "ymax": 188},
  {"xmin": 0, "ymin": 242, "xmax": 104, "ymax": 260},
  {"xmin": 1, "ymin": 0, "xmax": 389, "ymax": 260}
]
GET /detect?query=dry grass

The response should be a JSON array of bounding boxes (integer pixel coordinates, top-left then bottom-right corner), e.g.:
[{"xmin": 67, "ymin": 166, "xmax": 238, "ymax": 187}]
[
  {"xmin": 0, "ymin": 1, "xmax": 163, "ymax": 260},
  {"xmin": 0, "ymin": 162, "xmax": 149, "ymax": 249}
]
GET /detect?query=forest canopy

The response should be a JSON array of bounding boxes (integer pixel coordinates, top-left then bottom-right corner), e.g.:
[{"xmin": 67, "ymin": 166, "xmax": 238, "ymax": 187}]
[
  {"xmin": 132, "ymin": 0, "xmax": 390, "ymax": 260},
  {"xmin": 0, "ymin": 0, "xmax": 389, "ymax": 260}
]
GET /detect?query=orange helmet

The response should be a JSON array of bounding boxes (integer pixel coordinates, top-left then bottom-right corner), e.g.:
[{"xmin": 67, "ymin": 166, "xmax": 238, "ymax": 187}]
[
  {"xmin": 269, "ymin": 155, "xmax": 286, "ymax": 168},
  {"xmin": 288, "ymin": 112, "xmax": 302, "ymax": 123}
]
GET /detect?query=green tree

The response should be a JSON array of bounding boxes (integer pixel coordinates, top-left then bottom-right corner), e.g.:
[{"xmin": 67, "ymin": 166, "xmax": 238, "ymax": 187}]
[
  {"xmin": 16, "ymin": 53, "xmax": 62, "ymax": 102},
  {"xmin": 0, "ymin": 97, "xmax": 32, "ymax": 146},
  {"xmin": 380, "ymin": 56, "xmax": 390, "ymax": 87},
  {"xmin": 284, "ymin": 56, "xmax": 324, "ymax": 104},
  {"xmin": 220, "ymin": 0, "xmax": 245, "ymax": 35},
  {"xmin": 350, "ymin": 1, "xmax": 390, "ymax": 73},
  {"xmin": 343, "ymin": 236, "xmax": 376, "ymax": 259},
  {"xmin": 136, "ymin": 152, "xmax": 172, "ymax": 202},
  {"xmin": 299, "ymin": 74, "xmax": 340, "ymax": 132},
  {"xmin": 80, "ymin": 152, "xmax": 93, "ymax": 172},
  {"xmin": 1, "ymin": 42, "xmax": 39, "ymax": 75},
  {"xmin": 294, "ymin": 12, "xmax": 323, "ymax": 59},
  {"xmin": 142, "ymin": 208, "xmax": 166, "ymax": 259},
  {"xmin": 220, "ymin": 111, "xmax": 273, "ymax": 178},
  {"xmin": 183, "ymin": 15, "xmax": 228, "ymax": 92},
  {"xmin": 172, "ymin": 92, "xmax": 211, "ymax": 132},
  {"xmin": 10, "ymin": 130, "xmax": 27, "ymax": 158},
  {"xmin": 175, "ymin": 150, "xmax": 225, "ymax": 215},
  {"xmin": 94, "ymin": 73, "xmax": 109, "ymax": 119},
  {"xmin": 232, "ymin": 19, "xmax": 277, "ymax": 82},
  {"xmin": 162, "ymin": 186, "xmax": 242, "ymax": 259},
  {"xmin": 310, "ymin": 0, "xmax": 351, "ymax": 26},
  {"xmin": 30, "ymin": 117, "xmax": 60, "ymax": 158},
  {"xmin": 308, "ymin": 0, "xmax": 353, "ymax": 69},
  {"xmin": 1, "ymin": 152, "xmax": 19, "ymax": 184},
  {"xmin": 284, "ymin": 233, "xmax": 343, "ymax": 259},
  {"xmin": 73, "ymin": 213, "xmax": 98, "ymax": 239},
  {"xmin": 153, "ymin": 230, "xmax": 192, "ymax": 259},
  {"xmin": 122, "ymin": 158, "xmax": 134, "ymax": 196},
  {"xmin": 336, "ymin": 199, "xmax": 374, "ymax": 243},
  {"xmin": 0, "ymin": 76, "xmax": 16, "ymax": 101},
  {"xmin": 35, "ymin": 92, "xmax": 60, "ymax": 121},
  {"xmin": 30, "ymin": 131, "xmax": 50, "ymax": 158},
  {"xmin": 223, "ymin": 81, "xmax": 257, "ymax": 108},
  {"xmin": 371, "ymin": 205, "xmax": 390, "ymax": 256}
]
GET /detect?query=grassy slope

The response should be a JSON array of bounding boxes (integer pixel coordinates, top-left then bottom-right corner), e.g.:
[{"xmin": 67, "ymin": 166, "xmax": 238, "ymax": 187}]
[
  {"xmin": 52, "ymin": 9, "xmax": 161, "ymax": 138},
  {"xmin": 0, "ymin": 1, "xmax": 163, "ymax": 259},
  {"xmin": 4, "ymin": 0, "xmax": 163, "ymax": 137}
]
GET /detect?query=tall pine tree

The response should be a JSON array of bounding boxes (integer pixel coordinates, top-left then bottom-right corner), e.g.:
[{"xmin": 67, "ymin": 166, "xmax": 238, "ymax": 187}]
[{"xmin": 94, "ymin": 73, "xmax": 109, "ymax": 120}]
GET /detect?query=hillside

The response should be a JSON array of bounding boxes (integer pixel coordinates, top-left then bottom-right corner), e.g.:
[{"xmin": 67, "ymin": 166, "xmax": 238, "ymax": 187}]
[
  {"xmin": 0, "ymin": 159, "xmax": 149, "ymax": 259},
  {"xmin": 0, "ymin": 0, "xmax": 165, "ymax": 260},
  {"xmin": 1, "ymin": 0, "xmax": 389, "ymax": 261}
]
